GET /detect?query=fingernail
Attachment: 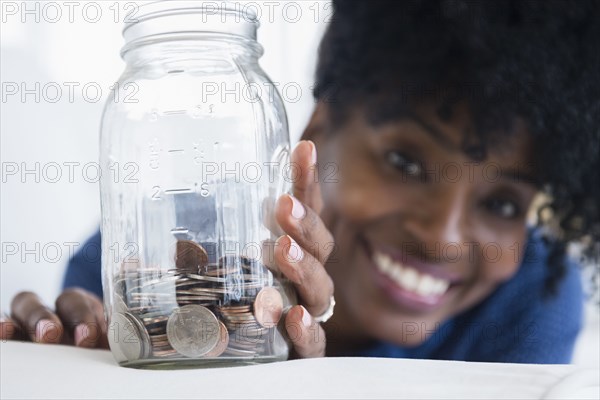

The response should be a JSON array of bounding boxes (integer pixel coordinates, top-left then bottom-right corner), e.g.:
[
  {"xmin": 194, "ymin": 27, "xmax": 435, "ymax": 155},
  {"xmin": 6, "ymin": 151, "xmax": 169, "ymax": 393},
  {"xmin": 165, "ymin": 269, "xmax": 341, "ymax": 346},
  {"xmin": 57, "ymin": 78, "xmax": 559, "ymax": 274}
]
[
  {"xmin": 74, "ymin": 323, "xmax": 87, "ymax": 346},
  {"xmin": 300, "ymin": 306, "xmax": 312, "ymax": 328},
  {"xmin": 289, "ymin": 195, "xmax": 306, "ymax": 220},
  {"xmin": 36, "ymin": 319, "xmax": 56, "ymax": 342},
  {"xmin": 308, "ymin": 140, "xmax": 317, "ymax": 165},
  {"xmin": 287, "ymin": 236, "xmax": 304, "ymax": 263}
]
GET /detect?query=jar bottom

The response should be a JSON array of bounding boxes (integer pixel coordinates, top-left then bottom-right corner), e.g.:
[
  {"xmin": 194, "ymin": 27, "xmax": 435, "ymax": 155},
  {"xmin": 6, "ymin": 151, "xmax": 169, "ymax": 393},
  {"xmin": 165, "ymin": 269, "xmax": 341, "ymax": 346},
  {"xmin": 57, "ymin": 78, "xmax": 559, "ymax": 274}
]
[{"xmin": 119, "ymin": 355, "xmax": 288, "ymax": 370}]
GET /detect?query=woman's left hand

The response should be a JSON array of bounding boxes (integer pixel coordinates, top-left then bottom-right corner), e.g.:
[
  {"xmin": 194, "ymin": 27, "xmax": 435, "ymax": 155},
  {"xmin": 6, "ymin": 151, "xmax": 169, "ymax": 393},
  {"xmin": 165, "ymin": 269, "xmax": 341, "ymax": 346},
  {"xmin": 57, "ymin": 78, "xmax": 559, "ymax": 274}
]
[{"xmin": 273, "ymin": 140, "xmax": 335, "ymax": 358}]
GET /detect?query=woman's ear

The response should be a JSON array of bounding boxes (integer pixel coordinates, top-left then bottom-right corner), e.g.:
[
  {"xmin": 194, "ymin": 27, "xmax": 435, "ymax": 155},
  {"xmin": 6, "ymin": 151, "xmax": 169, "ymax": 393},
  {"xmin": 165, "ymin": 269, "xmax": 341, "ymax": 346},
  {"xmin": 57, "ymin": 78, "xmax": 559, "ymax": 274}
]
[{"xmin": 300, "ymin": 101, "xmax": 329, "ymax": 145}]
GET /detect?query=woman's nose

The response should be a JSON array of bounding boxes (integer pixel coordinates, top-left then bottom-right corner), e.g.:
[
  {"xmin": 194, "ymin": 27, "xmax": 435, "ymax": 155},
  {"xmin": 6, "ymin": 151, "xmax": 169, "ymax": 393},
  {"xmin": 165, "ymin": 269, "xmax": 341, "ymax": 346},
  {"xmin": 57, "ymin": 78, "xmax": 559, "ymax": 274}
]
[{"xmin": 406, "ymin": 188, "xmax": 472, "ymax": 259}]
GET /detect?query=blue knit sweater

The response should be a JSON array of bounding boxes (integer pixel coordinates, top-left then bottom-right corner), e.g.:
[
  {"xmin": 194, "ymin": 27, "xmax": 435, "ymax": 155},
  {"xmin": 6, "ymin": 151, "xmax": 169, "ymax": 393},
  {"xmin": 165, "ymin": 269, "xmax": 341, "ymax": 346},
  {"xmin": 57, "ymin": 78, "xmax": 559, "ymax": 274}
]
[{"xmin": 63, "ymin": 229, "xmax": 583, "ymax": 363}]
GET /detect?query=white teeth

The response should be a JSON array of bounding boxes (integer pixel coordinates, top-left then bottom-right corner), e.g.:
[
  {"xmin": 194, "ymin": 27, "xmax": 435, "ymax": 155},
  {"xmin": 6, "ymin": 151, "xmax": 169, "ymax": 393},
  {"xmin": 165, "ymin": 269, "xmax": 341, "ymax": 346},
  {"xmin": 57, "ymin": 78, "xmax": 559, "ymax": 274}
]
[
  {"xmin": 373, "ymin": 251, "xmax": 451, "ymax": 297},
  {"xmin": 433, "ymin": 280, "xmax": 450, "ymax": 294},
  {"xmin": 416, "ymin": 274, "xmax": 436, "ymax": 296},
  {"xmin": 401, "ymin": 268, "xmax": 419, "ymax": 291},
  {"xmin": 381, "ymin": 254, "xmax": 393, "ymax": 274},
  {"xmin": 390, "ymin": 265, "xmax": 404, "ymax": 282}
]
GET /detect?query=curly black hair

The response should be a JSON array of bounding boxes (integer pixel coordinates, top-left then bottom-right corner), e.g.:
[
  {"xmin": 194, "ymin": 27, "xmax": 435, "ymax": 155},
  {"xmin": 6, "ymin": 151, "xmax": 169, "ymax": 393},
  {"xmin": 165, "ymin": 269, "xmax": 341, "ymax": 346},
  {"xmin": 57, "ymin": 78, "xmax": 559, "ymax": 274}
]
[{"xmin": 313, "ymin": 0, "xmax": 600, "ymax": 298}]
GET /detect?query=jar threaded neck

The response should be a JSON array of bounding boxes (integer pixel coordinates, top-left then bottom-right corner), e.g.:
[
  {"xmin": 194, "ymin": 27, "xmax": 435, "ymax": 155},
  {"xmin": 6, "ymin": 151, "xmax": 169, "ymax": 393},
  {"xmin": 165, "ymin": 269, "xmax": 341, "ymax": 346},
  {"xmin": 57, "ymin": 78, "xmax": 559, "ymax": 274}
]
[{"xmin": 122, "ymin": 1, "xmax": 259, "ymax": 55}]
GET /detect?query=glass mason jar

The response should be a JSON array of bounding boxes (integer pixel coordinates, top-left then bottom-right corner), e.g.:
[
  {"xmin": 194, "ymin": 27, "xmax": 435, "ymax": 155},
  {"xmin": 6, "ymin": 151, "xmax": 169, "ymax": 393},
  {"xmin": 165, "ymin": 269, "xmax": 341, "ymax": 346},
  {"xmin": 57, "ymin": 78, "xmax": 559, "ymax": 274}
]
[{"xmin": 99, "ymin": 1, "xmax": 295, "ymax": 368}]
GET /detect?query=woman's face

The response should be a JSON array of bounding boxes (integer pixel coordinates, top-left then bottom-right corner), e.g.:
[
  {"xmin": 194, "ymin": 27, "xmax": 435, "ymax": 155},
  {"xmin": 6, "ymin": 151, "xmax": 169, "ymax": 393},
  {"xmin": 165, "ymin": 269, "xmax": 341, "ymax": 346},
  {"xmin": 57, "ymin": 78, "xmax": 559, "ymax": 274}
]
[{"xmin": 310, "ymin": 103, "xmax": 539, "ymax": 348}]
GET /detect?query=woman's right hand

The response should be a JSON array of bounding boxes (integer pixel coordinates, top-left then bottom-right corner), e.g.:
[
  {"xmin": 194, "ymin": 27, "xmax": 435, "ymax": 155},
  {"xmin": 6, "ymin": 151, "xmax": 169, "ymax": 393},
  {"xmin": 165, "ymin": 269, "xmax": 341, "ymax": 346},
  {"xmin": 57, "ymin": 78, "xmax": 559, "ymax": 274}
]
[{"xmin": 0, "ymin": 288, "xmax": 108, "ymax": 348}]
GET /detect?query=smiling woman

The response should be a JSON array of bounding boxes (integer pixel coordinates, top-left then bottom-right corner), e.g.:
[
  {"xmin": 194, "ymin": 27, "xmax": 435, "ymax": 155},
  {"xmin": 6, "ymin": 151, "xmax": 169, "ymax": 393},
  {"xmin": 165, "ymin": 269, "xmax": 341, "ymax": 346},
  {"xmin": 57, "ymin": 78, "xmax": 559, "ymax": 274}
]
[
  {"xmin": 2, "ymin": 0, "xmax": 599, "ymax": 366},
  {"xmin": 304, "ymin": 0, "xmax": 600, "ymax": 360},
  {"xmin": 310, "ymin": 101, "xmax": 554, "ymax": 355}
]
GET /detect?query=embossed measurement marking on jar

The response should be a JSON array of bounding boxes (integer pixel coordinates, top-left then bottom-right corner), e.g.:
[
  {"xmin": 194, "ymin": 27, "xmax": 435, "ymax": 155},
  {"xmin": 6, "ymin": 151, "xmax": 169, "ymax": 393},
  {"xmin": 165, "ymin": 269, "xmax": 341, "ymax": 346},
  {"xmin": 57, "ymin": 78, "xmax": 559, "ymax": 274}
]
[
  {"xmin": 171, "ymin": 227, "xmax": 189, "ymax": 234},
  {"xmin": 148, "ymin": 138, "xmax": 161, "ymax": 169},
  {"xmin": 152, "ymin": 183, "xmax": 210, "ymax": 200},
  {"xmin": 164, "ymin": 188, "xmax": 194, "ymax": 195},
  {"xmin": 192, "ymin": 141, "xmax": 205, "ymax": 164},
  {"xmin": 163, "ymin": 110, "xmax": 187, "ymax": 116}
]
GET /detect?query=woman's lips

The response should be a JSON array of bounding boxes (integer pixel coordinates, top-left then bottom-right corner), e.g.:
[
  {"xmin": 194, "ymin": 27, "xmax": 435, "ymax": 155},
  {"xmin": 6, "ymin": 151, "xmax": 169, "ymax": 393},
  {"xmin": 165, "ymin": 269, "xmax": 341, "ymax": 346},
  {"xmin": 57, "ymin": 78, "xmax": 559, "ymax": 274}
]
[{"xmin": 361, "ymin": 238, "xmax": 464, "ymax": 313}]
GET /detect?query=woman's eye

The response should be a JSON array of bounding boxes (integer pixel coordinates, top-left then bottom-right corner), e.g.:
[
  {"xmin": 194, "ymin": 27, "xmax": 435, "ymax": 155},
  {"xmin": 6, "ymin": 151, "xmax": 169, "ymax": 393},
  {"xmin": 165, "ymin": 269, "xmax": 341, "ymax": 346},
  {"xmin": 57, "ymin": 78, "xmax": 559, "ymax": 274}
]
[
  {"xmin": 385, "ymin": 151, "xmax": 423, "ymax": 178},
  {"xmin": 486, "ymin": 198, "xmax": 521, "ymax": 219}
]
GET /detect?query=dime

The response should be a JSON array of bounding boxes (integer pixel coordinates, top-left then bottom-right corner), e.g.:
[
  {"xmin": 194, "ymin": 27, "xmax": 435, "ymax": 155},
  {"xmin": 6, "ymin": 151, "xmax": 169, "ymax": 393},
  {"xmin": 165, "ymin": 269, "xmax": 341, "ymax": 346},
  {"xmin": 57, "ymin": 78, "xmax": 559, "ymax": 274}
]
[
  {"xmin": 253, "ymin": 287, "xmax": 283, "ymax": 328},
  {"xmin": 176, "ymin": 240, "xmax": 209, "ymax": 270},
  {"xmin": 204, "ymin": 321, "xmax": 229, "ymax": 358},
  {"xmin": 112, "ymin": 248, "xmax": 291, "ymax": 362},
  {"xmin": 166, "ymin": 305, "xmax": 220, "ymax": 357}
]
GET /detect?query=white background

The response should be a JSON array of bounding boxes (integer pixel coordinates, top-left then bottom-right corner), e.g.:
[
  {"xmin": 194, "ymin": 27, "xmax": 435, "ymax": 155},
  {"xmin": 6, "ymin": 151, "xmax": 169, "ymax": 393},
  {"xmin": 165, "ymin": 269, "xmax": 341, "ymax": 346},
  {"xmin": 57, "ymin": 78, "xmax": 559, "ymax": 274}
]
[{"xmin": 1, "ymin": 0, "xmax": 597, "ymax": 367}]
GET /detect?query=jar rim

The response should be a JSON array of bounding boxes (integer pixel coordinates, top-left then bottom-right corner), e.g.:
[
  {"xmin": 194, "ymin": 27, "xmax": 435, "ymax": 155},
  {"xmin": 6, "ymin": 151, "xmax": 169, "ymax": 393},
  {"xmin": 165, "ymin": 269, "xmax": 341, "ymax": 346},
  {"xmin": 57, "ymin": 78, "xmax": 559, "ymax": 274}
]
[{"xmin": 123, "ymin": 1, "xmax": 260, "ymax": 46}]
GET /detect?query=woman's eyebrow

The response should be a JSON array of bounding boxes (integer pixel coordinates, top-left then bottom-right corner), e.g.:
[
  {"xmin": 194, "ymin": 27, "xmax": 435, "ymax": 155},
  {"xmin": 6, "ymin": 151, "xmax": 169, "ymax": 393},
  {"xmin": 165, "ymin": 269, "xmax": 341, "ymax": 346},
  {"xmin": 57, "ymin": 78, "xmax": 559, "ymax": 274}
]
[
  {"xmin": 400, "ymin": 113, "xmax": 539, "ymax": 187},
  {"xmin": 404, "ymin": 111, "xmax": 458, "ymax": 151},
  {"xmin": 500, "ymin": 167, "xmax": 540, "ymax": 187}
]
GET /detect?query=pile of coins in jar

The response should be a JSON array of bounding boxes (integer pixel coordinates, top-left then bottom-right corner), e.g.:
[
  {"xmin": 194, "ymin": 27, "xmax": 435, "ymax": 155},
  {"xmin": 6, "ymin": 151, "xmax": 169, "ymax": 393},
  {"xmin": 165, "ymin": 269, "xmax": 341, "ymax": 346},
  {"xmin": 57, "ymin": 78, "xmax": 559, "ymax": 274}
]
[{"xmin": 108, "ymin": 240, "xmax": 287, "ymax": 361}]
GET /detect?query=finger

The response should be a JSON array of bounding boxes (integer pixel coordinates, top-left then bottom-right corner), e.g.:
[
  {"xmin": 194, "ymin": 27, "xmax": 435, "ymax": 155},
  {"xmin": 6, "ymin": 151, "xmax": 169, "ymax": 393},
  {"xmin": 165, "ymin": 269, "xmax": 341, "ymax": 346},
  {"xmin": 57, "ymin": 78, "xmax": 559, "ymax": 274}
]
[
  {"xmin": 291, "ymin": 140, "xmax": 323, "ymax": 214},
  {"xmin": 275, "ymin": 235, "xmax": 334, "ymax": 317},
  {"xmin": 90, "ymin": 293, "xmax": 110, "ymax": 349},
  {"xmin": 55, "ymin": 288, "xmax": 107, "ymax": 348},
  {"xmin": 0, "ymin": 314, "xmax": 27, "ymax": 341},
  {"xmin": 285, "ymin": 305, "xmax": 325, "ymax": 358},
  {"xmin": 275, "ymin": 193, "xmax": 334, "ymax": 265},
  {"xmin": 10, "ymin": 292, "xmax": 63, "ymax": 344}
]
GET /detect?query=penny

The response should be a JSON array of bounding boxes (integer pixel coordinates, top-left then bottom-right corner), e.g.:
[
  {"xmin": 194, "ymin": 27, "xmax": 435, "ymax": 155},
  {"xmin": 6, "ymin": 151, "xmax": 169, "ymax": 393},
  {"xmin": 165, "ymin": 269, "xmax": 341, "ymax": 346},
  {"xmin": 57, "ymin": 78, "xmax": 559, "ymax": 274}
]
[
  {"xmin": 150, "ymin": 333, "xmax": 168, "ymax": 341},
  {"xmin": 175, "ymin": 240, "xmax": 209, "ymax": 270},
  {"xmin": 253, "ymin": 287, "xmax": 283, "ymax": 328},
  {"xmin": 113, "ymin": 251, "xmax": 293, "ymax": 360},
  {"xmin": 166, "ymin": 305, "xmax": 220, "ymax": 357},
  {"xmin": 153, "ymin": 349, "xmax": 178, "ymax": 357},
  {"xmin": 204, "ymin": 321, "xmax": 229, "ymax": 358}
]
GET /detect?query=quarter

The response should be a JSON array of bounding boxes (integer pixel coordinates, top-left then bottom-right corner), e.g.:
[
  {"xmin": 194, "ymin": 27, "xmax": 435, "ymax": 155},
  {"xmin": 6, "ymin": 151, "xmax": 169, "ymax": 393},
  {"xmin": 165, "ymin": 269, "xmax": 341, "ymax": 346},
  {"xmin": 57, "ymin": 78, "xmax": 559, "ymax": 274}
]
[{"xmin": 166, "ymin": 304, "xmax": 220, "ymax": 357}]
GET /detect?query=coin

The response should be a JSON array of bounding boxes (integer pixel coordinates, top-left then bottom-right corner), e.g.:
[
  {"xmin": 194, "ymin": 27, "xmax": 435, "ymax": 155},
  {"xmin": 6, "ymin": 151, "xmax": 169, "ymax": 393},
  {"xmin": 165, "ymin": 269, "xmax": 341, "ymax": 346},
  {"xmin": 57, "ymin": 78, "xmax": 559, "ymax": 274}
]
[
  {"xmin": 153, "ymin": 349, "xmax": 178, "ymax": 357},
  {"xmin": 176, "ymin": 240, "xmax": 209, "ymax": 270},
  {"xmin": 113, "ymin": 248, "xmax": 293, "ymax": 361},
  {"xmin": 205, "ymin": 321, "xmax": 229, "ymax": 358},
  {"xmin": 126, "ymin": 312, "xmax": 152, "ymax": 358},
  {"xmin": 166, "ymin": 305, "xmax": 220, "ymax": 357},
  {"xmin": 224, "ymin": 347, "xmax": 255, "ymax": 356},
  {"xmin": 253, "ymin": 287, "xmax": 283, "ymax": 328},
  {"xmin": 113, "ymin": 294, "xmax": 129, "ymax": 314},
  {"xmin": 109, "ymin": 312, "xmax": 143, "ymax": 361},
  {"xmin": 185, "ymin": 273, "xmax": 227, "ymax": 283}
]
